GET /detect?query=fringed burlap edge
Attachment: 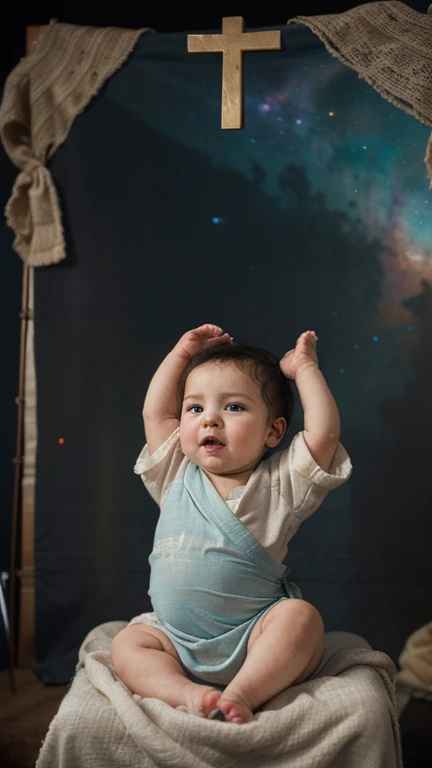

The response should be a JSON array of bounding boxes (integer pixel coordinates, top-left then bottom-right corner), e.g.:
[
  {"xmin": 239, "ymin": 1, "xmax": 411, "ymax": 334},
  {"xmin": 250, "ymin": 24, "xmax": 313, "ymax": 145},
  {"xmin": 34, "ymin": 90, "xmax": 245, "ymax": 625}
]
[
  {"xmin": 289, "ymin": 1, "xmax": 432, "ymax": 187},
  {"xmin": 0, "ymin": 24, "xmax": 153, "ymax": 266}
]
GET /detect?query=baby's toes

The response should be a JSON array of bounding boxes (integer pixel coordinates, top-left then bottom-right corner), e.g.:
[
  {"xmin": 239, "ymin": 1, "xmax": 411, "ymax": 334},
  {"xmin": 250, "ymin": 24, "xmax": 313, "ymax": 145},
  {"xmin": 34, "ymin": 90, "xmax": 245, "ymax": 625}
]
[
  {"xmin": 217, "ymin": 698, "xmax": 254, "ymax": 724},
  {"xmin": 202, "ymin": 688, "xmax": 223, "ymax": 718},
  {"xmin": 225, "ymin": 703, "xmax": 246, "ymax": 724}
]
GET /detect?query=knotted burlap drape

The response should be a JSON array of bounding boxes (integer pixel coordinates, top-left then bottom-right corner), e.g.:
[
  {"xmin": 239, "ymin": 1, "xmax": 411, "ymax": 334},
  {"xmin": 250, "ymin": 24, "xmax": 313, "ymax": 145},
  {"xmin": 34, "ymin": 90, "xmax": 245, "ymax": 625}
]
[
  {"xmin": 0, "ymin": 2, "xmax": 431, "ymax": 267},
  {"xmin": 0, "ymin": 23, "xmax": 152, "ymax": 266}
]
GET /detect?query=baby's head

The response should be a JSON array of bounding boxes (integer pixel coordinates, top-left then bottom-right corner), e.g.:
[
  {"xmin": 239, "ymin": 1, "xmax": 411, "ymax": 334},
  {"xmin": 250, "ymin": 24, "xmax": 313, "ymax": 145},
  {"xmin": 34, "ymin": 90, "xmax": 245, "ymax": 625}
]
[{"xmin": 177, "ymin": 342, "xmax": 294, "ymax": 476}]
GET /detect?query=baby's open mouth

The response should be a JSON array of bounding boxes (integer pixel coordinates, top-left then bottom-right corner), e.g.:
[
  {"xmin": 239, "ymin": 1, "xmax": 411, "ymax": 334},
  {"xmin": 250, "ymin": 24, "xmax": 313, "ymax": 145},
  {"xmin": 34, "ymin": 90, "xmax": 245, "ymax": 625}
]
[{"xmin": 201, "ymin": 438, "xmax": 225, "ymax": 451}]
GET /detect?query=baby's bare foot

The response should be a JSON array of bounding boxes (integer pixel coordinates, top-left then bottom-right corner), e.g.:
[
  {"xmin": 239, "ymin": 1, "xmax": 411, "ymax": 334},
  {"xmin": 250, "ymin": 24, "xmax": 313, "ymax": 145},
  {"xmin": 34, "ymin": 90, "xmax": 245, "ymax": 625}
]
[
  {"xmin": 181, "ymin": 682, "xmax": 222, "ymax": 718},
  {"xmin": 216, "ymin": 691, "xmax": 255, "ymax": 724}
]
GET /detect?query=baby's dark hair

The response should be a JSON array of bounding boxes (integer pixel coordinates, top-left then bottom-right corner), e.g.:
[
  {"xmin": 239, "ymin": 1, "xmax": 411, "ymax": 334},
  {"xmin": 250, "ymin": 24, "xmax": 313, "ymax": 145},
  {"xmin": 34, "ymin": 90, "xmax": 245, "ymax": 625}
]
[{"xmin": 176, "ymin": 341, "xmax": 294, "ymax": 427}]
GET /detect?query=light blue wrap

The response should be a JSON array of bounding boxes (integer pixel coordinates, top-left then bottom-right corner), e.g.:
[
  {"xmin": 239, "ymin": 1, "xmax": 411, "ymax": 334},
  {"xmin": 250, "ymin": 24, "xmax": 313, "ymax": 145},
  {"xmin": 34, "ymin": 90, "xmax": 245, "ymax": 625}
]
[{"xmin": 148, "ymin": 460, "xmax": 301, "ymax": 687}]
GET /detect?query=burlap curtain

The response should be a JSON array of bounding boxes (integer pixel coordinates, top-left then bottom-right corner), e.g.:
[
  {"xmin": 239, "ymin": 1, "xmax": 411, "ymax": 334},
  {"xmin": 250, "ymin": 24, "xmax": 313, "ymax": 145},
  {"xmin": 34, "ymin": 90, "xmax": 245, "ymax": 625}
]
[
  {"xmin": 0, "ymin": 24, "xmax": 152, "ymax": 267},
  {"xmin": 0, "ymin": 3, "xmax": 432, "ymax": 268}
]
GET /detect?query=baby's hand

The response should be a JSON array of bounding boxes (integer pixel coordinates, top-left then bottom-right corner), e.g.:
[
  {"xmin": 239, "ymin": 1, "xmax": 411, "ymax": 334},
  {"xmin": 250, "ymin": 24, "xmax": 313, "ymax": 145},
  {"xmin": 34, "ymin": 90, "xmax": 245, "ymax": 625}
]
[
  {"xmin": 175, "ymin": 324, "xmax": 233, "ymax": 361},
  {"xmin": 280, "ymin": 331, "xmax": 319, "ymax": 380}
]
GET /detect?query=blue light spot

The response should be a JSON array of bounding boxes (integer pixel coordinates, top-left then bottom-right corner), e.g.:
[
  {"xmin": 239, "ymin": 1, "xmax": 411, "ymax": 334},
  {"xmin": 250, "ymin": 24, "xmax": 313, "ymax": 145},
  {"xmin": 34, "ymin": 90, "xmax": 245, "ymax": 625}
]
[
  {"xmin": 296, "ymin": 87, "xmax": 301, "ymax": 92},
  {"xmin": 296, "ymin": 119, "xmax": 302, "ymax": 125},
  {"xmin": 251, "ymin": 139, "xmax": 256, "ymax": 143},
  {"xmin": 339, "ymin": 369, "xmax": 345, "ymax": 374},
  {"xmin": 363, "ymin": 145, "xmax": 367, "ymax": 149},
  {"xmin": 131, "ymin": 104, "xmax": 136, "ymax": 109},
  {"xmin": 373, "ymin": 336, "xmax": 378, "ymax": 342},
  {"xmin": 353, "ymin": 344, "xmax": 359, "ymax": 350},
  {"xmin": 406, "ymin": 325, "xmax": 413, "ymax": 332},
  {"xmin": 277, "ymin": 116, "xmax": 283, "ymax": 122},
  {"xmin": 212, "ymin": 217, "xmax": 220, "ymax": 224},
  {"xmin": 280, "ymin": 130, "xmax": 285, "ymax": 134}
]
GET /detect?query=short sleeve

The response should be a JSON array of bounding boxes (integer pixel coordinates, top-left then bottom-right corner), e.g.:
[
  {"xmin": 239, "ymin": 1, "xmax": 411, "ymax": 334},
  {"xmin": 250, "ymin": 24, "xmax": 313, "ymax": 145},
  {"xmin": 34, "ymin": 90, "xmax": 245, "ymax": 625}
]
[
  {"xmin": 134, "ymin": 427, "xmax": 185, "ymax": 508},
  {"xmin": 273, "ymin": 431, "xmax": 352, "ymax": 523}
]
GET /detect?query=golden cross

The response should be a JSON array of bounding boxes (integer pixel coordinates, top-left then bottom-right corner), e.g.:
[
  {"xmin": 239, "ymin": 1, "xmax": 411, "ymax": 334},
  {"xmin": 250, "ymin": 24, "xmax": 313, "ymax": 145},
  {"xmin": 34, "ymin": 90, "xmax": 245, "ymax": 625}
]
[{"xmin": 187, "ymin": 16, "xmax": 281, "ymax": 129}]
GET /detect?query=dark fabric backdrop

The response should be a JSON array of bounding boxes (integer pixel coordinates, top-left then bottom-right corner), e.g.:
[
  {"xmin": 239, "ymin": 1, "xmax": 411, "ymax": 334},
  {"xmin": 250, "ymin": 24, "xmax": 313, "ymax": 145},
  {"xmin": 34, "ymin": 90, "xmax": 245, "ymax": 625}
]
[{"xmin": 33, "ymin": 24, "xmax": 432, "ymax": 682}]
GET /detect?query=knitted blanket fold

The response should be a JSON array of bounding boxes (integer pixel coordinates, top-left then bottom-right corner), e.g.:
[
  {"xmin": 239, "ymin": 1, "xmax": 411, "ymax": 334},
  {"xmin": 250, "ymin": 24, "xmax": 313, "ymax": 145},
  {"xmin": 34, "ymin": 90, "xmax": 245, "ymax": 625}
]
[
  {"xmin": 35, "ymin": 622, "xmax": 403, "ymax": 768},
  {"xmin": 289, "ymin": 1, "xmax": 432, "ymax": 186},
  {"xmin": 0, "ymin": 23, "xmax": 152, "ymax": 266}
]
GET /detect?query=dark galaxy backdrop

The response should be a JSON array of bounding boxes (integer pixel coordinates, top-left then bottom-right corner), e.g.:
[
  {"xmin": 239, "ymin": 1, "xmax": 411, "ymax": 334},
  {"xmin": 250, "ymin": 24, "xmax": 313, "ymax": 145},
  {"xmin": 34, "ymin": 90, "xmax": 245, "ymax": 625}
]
[{"xmin": 1, "ymin": 2, "xmax": 431, "ymax": 680}]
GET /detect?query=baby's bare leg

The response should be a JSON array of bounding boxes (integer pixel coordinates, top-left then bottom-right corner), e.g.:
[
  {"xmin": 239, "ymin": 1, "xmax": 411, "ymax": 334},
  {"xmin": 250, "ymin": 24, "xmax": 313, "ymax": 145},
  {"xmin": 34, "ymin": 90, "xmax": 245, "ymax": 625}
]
[
  {"xmin": 111, "ymin": 624, "xmax": 222, "ymax": 717},
  {"xmin": 218, "ymin": 599, "xmax": 324, "ymax": 724}
]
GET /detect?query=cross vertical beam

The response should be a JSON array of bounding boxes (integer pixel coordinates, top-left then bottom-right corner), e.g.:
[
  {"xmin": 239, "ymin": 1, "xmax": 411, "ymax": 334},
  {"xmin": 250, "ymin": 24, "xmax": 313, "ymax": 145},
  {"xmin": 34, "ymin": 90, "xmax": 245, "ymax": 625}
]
[{"xmin": 188, "ymin": 17, "xmax": 281, "ymax": 129}]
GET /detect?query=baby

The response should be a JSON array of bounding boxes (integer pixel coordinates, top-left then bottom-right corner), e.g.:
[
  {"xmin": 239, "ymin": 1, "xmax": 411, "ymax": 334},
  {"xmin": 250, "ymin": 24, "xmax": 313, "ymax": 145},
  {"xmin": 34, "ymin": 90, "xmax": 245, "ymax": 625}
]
[{"xmin": 111, "ymin": 324, "xmax": 352, "ymax": 724}]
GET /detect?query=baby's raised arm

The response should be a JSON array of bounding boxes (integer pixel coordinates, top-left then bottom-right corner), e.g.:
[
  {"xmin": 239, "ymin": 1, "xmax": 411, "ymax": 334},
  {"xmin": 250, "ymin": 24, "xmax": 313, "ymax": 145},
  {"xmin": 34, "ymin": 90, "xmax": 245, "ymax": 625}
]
[
  {"xmin": 280, "ymin": 331, "xmax": 340, "ymax": 472},
  {"xmin": 143, "ymin": 324, "xmax": 232, "ymax": 454}
]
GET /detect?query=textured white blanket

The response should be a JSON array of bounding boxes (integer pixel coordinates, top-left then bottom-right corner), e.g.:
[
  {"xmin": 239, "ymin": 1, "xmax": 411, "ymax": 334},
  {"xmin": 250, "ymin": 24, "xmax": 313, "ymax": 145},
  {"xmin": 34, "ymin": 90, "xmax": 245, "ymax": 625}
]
[{"xmin": 36, "ymin": 621, "xmax": 402, "ymax": 768}]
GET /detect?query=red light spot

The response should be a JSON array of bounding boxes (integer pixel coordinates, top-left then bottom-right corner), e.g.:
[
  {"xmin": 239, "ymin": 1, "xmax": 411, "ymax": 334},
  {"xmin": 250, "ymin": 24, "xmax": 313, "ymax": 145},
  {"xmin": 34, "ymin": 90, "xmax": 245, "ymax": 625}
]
[
  {"xmin": 332, "ymin": 311, "xmax": 339, "ymax": 317},
  {"xmin": 58, "ymin": 438, "xmax": 64, "ymax": 445}
]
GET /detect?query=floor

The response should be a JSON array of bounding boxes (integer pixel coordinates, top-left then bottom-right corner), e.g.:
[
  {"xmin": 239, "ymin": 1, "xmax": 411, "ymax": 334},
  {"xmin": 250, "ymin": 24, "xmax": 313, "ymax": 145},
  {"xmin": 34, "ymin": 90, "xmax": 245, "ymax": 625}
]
[
  {"xmin": 399, "ymin": 697, "xmax": 432, "ymax": 768},
  {"xmin": 0, "ymin": 669, "xmax": 67, "ymax": 768}
]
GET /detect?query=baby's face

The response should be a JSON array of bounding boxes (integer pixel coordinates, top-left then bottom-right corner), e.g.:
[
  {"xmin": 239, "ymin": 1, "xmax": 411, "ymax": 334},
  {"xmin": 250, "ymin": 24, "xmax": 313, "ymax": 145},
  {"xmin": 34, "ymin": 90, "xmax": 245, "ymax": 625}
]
[{"xmin": 179, "ymin": 360, "xmax": 284, "ymax": 477}]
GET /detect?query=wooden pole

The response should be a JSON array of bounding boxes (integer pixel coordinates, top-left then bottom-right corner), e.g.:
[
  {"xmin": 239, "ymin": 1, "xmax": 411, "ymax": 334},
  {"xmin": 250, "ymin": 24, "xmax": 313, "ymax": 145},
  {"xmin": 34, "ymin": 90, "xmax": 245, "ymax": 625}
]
[
  {"xmin": 9, "ymin": 18, "xmax": 58, "ymax": 670},
  {"xmin": 9, "ymin": 264, "xmax": 31, "ymax": 667}
]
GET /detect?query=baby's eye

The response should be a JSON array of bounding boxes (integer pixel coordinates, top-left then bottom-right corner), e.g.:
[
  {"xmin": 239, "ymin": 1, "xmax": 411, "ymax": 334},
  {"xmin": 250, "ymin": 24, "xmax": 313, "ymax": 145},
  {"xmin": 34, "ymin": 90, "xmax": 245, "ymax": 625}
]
[
  {"xmin": 226, "ymin": 403, "xmax": 244, "ymax": 412},
  {"xmin": 188, "ymin": 405, "xmax": 203, "ymax": 414}
]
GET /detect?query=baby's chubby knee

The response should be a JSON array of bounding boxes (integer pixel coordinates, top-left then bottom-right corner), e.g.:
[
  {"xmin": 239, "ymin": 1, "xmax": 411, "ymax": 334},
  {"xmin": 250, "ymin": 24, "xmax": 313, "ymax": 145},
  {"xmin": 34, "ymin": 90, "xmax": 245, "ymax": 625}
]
[
  {"xmin": 111, "ymin": 623, "xmax": 181, "ymax": 677},
  {"xmin": 293, "ymin": 599, "xmax": 324, "ymax": 632},
  {"xmin": 110, "ymin": 624, "xmax": 163, "ymax": 673},
  {"xmin": 266, "ymin": 598, "xmax": 324, "ymax": 637},
  {"xmin": 111, "ymin": 626, "xmax": 136, "ymax": 674}
]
